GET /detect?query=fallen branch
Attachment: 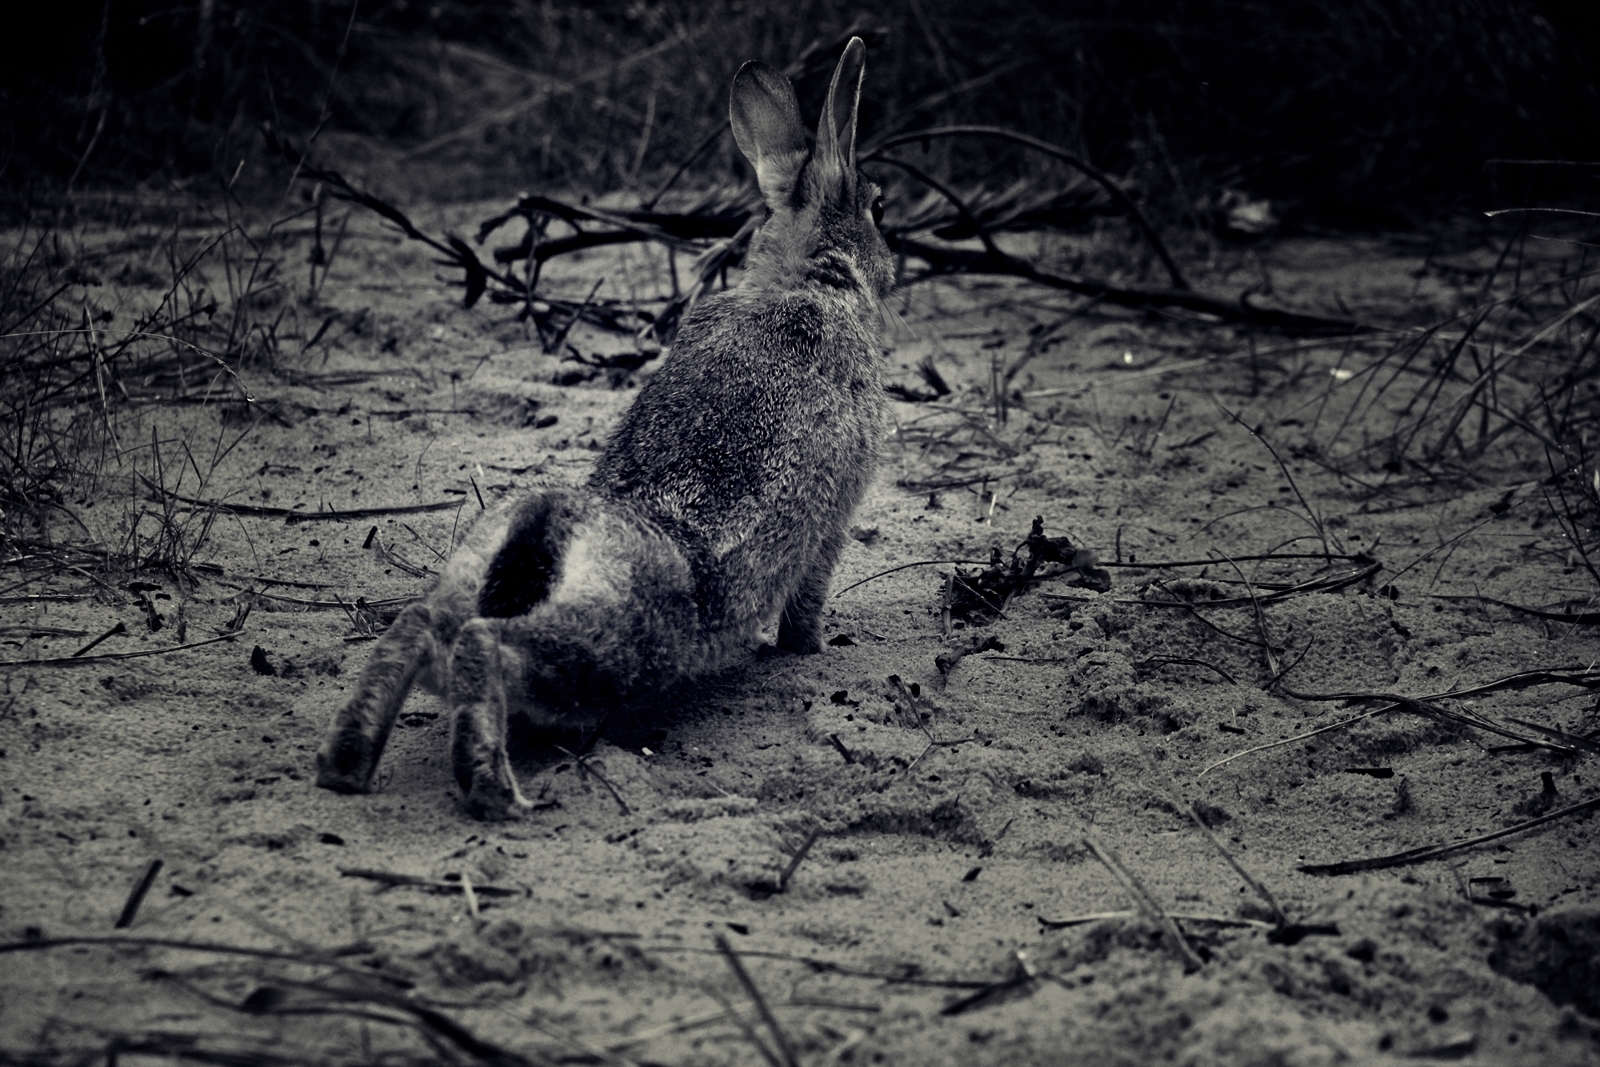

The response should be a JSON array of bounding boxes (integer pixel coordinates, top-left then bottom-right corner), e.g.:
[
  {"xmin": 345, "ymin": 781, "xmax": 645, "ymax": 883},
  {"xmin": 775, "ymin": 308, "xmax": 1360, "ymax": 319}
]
[
  {"xmin": 1301, "ymin": 795, "xmax": 1600, "ymax": 874},
  {"xmin": 114, "ymin": 859, "xmax": 164, "ymax": 929},
  {"xmin": 871, "ymin": 124, "xmax": 1188, "ymax": 290},
  {"xmin": 1429, "ymin": 593, "xmax": 1600, "ymax": 624},
  {"xmin": 0, "ymin": 631, "xmax": 241, "ymax": 668},
  {"xmin": 271, "ymin": 124, "xmax": 1375, "ymax": 341},
  {"xmin": 716, "ymin": 933, "xmax": 800, "ymax": 1067},
  {"xmin": 143, "ymin": 476, "xmax": 465, "ymax": 522},
  {"xmin": 894, "ymin": 235, "xmax": 1372, "ymax": 335},
  {"xmin": 337, "ymin": 867, "xmax": 525, "ymax": 897},
  {"xmin": 1082, "ymin": 833, "xmax": 1205, "ymax": 971}
]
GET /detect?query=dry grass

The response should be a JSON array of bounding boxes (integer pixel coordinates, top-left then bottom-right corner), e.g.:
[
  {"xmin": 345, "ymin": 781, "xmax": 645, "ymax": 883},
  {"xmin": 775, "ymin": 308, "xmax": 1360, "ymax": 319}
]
[{"xmin": 0, "ymin": 196, "xmax": 320, "ymax": 589}]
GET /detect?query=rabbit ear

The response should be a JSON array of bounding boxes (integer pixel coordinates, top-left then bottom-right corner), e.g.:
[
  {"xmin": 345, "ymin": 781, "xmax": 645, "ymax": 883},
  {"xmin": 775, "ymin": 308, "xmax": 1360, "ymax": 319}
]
[
  {"xmin": 730, "ymin": 61, "xmax": 809, "ymax": 204},
  {"xmin": 818, "ymin": 37, "xmax": 866, "ymax": 173}
]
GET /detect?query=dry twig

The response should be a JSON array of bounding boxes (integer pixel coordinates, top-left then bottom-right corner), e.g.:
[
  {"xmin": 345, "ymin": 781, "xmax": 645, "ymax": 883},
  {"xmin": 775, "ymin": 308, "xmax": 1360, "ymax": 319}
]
[
  {"xmin": 113, "ymin": 858, "xmax": 163, "ymax": 929},
  {"xmin": 1301, "ymin": 795, "xmax": 1600, "ymax": 874},
  {"xmin": 715, "ymin": 933, "xmax": 799, "ymax": 1067},
  {"xmin": 1082, "ymin": 832, "xmax": 1205, "ymax": 970}
]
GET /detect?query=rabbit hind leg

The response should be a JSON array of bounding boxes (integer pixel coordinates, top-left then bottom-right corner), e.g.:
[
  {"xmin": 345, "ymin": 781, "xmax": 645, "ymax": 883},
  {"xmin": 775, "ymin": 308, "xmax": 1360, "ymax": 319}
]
[
  {"xmin": 449, "ymin": 617, "xmax": 534, "ymax": 820},
  {"xmin": 316, "ymin": 601, "xmax": 442, "ymax": 794}
]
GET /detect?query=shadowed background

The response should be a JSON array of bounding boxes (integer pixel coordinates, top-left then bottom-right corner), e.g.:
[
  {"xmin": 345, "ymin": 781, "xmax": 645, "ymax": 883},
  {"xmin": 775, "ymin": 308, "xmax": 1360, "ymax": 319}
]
[{"xmin": 4, "ymin": 0, "xmax": 1599, "ymax": 224}]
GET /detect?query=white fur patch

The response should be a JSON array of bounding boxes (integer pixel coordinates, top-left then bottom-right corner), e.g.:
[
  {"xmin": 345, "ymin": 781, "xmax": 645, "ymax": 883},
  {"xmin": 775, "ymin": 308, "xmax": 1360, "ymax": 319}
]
[{"xmin": 548, "ymin": 522, "xmax": 632, "ymax": 607}]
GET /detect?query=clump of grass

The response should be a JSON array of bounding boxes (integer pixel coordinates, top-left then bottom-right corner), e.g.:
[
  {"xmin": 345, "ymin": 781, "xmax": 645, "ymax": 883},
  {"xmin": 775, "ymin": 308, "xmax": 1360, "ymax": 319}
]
[
  {"xmin": 1295, "ymin": 204, "xmax": 1600, "ymax": 490},
  {"xmin": 0, "ymin": 224, "xmax": 126, "ymax": 545},
  {"xmin": 0, "ymin": 196, "xmax": 305, "ymax": 586}
]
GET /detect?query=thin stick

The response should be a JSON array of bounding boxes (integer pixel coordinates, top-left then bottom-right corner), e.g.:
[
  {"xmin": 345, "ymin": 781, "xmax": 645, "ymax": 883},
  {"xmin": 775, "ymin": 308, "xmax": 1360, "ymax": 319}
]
[
  {"xmin": 1502, "ymin": 715, "xmax": 1600, "ymax": 755},
  {"xmin": 1, "ymin": 933, "xmax": 371, "ymax": 964},
  {"xmin": 777, "ymin": 829, "xmax": 821, "ymax": 893},
  {"xmin": 1187, "ymin": 802, "xmax": 1288, "ymax": 926},
  {"xmin": 1301, "ymin": 795, "xmax": 1600, "ymax": 874},
  {"xmin": 1100, "ymin": 551, "xmax": 1368, "ymax": 570},
  {"xmin": 832, "ymin": 558, "xmax": 994, "ymax": 598},
  {"xmin": 715, "ymin": 934, "xmax": 799, "ymax": 1067},
  {"xmin": 1429, "ymin": 665, "xmax": 1600, "ymax": 699},
  {"xmin": 460, "ymin": 873, "xmax": 480, "ymax": 923},
  {"xmin": 1135, "ymin": 656, "xmax": 1238, "ymax": 685},
  {"xmin": 337, "ymin": 867, "xmax": 522, "ymax": 897},
  {"xmin": 897, "ymin": 237, "xmax": 1368, "ymax": 335},
  {"xmin": 114, "ymin": 859, "xmax": 163, "ymax": 929},
  {"xmin": 141, "ymin": 478, "xmax": 464, "ymax": 522},
  {"xmin": 558, "ymin": 746, "xmax": 631, "ymax": 815},
  {"xmin": 1199, "ymin": 705, "xmax": 1395, "ymax": 777},
  {"xmin": 904, "ymin": 740, "xmax": 936, "ymax": 775},
  {"xmin": 547, "ymin": 275, "xmax": 606, "ymax": 354},
  {"xmin": 1429, "ymin": 593, "xmax": 1600, "ymax": 626},
  {"xmin": 607, "ymin": 1005, "xmax": 739, "ymax": 1051},
  {"xmin": 1039, "ymin": 910, "xmax": 1274, "ymax": 930},
  {"xmin": 1213, "ymin": 552, "xmax": 1280, "ymax": 677},
  {"xmin": 889, "ymin": 674, "xmax": 937, "ymax": 741},
  {"xmin": 1140, "ymin": 744, "xmax": 1289, "ymax": 926},
  {"xmin": 953, "ymin": 574, "xmax": 1009, "ymax": 620},
  {"xmin": 1277, "ymin": 688, "xmax": 1574, "ymax": 755},
  {"xmin": 1214, "ymin": 402, "xmax": 1338, "ymax": 558},
  {"xmin": 205, "ymin": 895, "xmax": 322, "ymax": 955},
  {"xmin": 938, "ymin": 952, "xmax": 1037, "ymax": 1016},
  {"xmin": 1082, "ymin": 833, "xmax": 1205, "ymax": 971},
  {"xmin": 644, "ymin": 126, "xmax": 724, "ymax": 208},
  {"xmin": 0, "ymin": 631, "xmax": 242, "ymax": 668},
  {"xmin": 826, "ymin": 733, "xmax": 855, "ymax": 764},
  {"xmin": 870, "ymin": 156, "xmax": 1002, "ymax": 259},
  {"xmin": 703, "ymin": 987, "xmax": 780, "ymax": 1067},
  {"xmin": 71, "ymin": 620, "xmax": 125, "ymax": 658}
]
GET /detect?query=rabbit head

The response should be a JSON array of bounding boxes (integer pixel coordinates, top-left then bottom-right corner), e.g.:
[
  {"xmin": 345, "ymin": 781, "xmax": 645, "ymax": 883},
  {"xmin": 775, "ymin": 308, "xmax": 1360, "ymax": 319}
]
[{"xmin": 728, "ymin": 37, "xmax": 893, "ymax": 302}]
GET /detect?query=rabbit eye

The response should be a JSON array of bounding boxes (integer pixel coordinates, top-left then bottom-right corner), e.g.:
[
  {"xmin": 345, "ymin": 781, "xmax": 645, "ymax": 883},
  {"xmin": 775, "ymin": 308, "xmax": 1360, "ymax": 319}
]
[{"xmin": 870, "ymin": 194, "xmax": 885, "ymax": 226}]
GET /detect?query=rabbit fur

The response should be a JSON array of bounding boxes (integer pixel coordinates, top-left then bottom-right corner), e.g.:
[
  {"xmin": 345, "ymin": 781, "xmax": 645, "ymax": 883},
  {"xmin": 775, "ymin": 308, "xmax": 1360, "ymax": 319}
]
[{"xmin": 315, "ymin": 38, "xmax": 894, "ymax": 820}]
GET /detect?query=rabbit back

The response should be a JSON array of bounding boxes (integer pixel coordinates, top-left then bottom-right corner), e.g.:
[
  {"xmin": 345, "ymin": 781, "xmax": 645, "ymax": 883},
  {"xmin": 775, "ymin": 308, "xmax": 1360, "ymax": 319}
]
[
  {"xmin": 589, "ymin": 285, "xmax": 884, "ymax": 640},
  {"xmin": 588, "ymin": 37, "xmax": 894, "ymax": 645}
]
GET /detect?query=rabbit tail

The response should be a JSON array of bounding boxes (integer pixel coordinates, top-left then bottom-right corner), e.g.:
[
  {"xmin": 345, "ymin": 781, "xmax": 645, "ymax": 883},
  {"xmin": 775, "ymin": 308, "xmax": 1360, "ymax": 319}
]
[{"xmin": 477, "ymin": 492, "xmax": 720, "ymax": 708}]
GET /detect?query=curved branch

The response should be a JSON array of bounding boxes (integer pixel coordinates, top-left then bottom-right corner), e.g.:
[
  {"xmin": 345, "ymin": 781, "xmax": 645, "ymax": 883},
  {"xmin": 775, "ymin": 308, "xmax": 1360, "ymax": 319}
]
[
  {"xmin": 869, "ymin": 124, "xmax": 1189, "ymax": 291},
  {"xmin": 892, "ymin": 236, "xmax": 1370, "ymax": 336},
  {"xmin": 867, "ymin": 156, "xmax": 1001, "ymax": 259}
]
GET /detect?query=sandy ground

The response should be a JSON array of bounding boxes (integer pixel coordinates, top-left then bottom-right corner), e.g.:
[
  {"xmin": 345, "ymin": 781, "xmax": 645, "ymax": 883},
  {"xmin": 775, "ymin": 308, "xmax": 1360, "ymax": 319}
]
[{"xmin": 2, "ymin": 203, "xmax": 1598, "ymax": 1066}]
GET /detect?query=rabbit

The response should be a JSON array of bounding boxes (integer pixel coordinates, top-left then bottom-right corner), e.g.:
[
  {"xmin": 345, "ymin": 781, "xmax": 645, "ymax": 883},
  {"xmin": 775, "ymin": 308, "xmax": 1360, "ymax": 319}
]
[{"xmin": 315, "ymin": 37, "xmax": 895, "ymax": 820}]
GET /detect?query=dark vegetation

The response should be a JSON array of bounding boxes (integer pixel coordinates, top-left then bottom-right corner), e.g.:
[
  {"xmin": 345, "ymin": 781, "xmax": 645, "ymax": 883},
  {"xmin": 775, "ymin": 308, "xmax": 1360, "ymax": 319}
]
[{"xmin": 4, "ymin": 0, "xmax": 1598, "ymax": 222}]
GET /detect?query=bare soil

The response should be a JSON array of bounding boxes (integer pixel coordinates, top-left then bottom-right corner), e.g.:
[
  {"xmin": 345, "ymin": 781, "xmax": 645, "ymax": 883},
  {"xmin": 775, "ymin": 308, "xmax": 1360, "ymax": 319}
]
[{"xmin": 3, "ymin": 205, "xmax": 1598, "ymax": 1066}]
